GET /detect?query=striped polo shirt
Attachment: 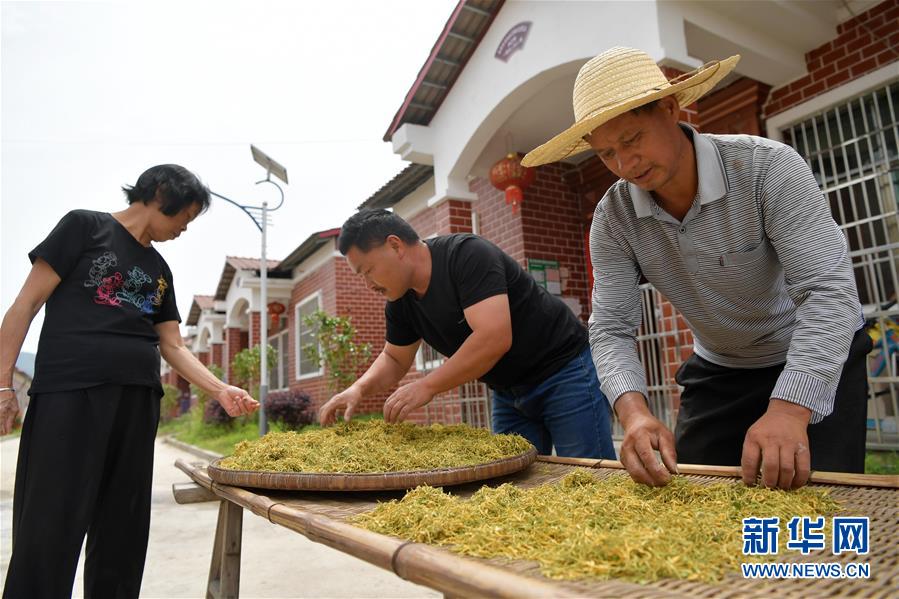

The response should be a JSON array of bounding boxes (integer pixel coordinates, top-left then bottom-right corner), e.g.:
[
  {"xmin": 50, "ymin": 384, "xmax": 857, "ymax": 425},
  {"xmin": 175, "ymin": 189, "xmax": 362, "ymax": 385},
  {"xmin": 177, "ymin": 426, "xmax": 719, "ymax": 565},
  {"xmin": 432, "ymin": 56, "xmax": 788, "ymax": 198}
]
[{"xmin": 588, "ymin": 124, "xmax": 864, "ymax": 423}]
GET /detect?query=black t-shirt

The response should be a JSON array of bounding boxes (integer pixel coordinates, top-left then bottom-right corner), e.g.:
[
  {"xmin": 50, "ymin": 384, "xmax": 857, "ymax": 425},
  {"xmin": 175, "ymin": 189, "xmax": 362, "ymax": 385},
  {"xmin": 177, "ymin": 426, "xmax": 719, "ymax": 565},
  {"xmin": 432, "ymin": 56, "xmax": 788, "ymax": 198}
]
[
  {"xmin": 28, "ymin": 210, "xmax": 181, "ymax": 395},
  {"xmin": 385, "ymin": 234, "xmax": 587, "ymax": 389}
]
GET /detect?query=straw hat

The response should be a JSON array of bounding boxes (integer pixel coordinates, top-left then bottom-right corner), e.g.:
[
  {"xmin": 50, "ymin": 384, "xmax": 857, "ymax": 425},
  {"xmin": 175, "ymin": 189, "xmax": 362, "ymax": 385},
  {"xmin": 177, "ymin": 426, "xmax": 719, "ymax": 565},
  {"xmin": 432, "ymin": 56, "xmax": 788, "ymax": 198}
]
[{"xmin": 521, "ymin": 47, "xmax": 740, "ymax": 167}]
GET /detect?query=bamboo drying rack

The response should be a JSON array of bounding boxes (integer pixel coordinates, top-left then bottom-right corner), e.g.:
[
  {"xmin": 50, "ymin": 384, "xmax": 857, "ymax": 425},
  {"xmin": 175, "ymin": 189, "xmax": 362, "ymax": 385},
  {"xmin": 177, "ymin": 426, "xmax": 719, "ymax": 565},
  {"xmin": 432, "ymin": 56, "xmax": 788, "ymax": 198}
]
[{"xmin": 174, "ymin": 456, "xmax": 899, "ymax": 598}]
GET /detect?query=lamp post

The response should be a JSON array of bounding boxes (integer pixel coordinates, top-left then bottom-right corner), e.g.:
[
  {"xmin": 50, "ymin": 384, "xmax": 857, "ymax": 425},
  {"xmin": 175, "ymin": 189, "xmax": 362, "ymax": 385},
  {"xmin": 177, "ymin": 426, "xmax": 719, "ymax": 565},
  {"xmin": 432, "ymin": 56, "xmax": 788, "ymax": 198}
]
[{"xmin": 210, "ymin": 145, "xmax": 288, "ymax": 436}]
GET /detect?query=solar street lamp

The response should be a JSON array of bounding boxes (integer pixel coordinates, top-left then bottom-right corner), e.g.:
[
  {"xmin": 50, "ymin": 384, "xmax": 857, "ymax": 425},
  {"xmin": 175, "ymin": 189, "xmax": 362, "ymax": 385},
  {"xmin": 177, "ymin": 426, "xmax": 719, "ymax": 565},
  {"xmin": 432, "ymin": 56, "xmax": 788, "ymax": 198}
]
[{"xmin": 209, "ymin": 145, "xmax": 288, "ymax": 436}]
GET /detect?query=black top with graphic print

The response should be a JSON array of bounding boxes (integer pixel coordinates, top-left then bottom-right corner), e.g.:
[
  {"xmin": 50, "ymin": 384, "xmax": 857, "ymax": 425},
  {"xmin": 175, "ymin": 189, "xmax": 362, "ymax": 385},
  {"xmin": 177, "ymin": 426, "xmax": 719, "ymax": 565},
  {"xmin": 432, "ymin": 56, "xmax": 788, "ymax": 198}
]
[
  {"xmin": 27, "ymin": 210, "xmax": 181, "ymax": 395},
  {"xmin": 385, "ymin": 234, "xmax": 587, "ymax": 390}
]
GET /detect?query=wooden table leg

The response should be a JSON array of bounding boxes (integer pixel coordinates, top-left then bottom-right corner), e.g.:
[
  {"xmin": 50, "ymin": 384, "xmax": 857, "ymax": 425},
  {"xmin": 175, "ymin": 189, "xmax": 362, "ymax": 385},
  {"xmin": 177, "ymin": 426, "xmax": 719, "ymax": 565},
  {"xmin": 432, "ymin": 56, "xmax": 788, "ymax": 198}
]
[{"xmin": 206, "ymin": 500, "xmax": 243, "ymax": 599}]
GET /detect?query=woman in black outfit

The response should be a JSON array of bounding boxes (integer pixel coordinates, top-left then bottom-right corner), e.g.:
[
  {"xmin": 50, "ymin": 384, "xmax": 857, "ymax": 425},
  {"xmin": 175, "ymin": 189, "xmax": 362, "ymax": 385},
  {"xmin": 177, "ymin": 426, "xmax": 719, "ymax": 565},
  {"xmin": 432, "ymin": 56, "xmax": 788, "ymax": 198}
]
[{"xmin": 0, "ymin": 165, "xmax": 258, "ymax": 598}]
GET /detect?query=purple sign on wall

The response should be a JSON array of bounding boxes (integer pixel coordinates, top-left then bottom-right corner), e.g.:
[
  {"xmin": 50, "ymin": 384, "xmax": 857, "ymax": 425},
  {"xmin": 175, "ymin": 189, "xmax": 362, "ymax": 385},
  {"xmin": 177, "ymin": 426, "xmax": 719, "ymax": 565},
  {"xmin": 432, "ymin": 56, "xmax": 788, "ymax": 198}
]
[{"xmin": 495, "ymin": 21, "xmax": 531, "ymax": 62}]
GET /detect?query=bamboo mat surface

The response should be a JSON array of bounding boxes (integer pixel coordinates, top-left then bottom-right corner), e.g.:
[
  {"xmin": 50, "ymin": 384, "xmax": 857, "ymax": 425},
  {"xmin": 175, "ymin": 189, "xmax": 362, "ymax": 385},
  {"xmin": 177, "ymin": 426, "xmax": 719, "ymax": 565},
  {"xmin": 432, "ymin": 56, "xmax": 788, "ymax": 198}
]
[{"xmin": 176, "ymin": 457, "xmax": 899, "ymax": 598}]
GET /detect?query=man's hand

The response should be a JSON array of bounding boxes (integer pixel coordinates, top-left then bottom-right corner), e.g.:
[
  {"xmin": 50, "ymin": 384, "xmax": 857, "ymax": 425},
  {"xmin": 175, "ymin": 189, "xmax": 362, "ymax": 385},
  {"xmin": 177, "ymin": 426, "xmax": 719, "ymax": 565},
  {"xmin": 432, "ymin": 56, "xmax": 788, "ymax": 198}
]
[
  {"xmin": 741, "ymin": 399, "xmax": 812, "ymax": 489},
  {"xmin": 319, "ymin": 386, "xmax": 364, "ymax": 426},
  {"xmin": 214, "ymin": 386, "xmax": 259, "ymax": 417},
  {"xmin": 383, "ymin": 380, "xmax": 435, "ymax": 423},
  {"xmin": 0, "ymin": 391, "xmax": 18, "ymax": 436},
  {"xmin": 615, "ymin": 392, "xmax": 678, "ymax": 486}
]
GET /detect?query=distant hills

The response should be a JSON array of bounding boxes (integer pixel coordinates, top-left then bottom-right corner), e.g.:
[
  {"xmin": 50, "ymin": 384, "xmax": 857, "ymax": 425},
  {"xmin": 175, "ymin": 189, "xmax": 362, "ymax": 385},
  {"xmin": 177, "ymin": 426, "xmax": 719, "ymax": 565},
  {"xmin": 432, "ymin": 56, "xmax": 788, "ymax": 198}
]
[{"xmin": 16, "ymin": 352, "xmax": 35, "ymax": 378}]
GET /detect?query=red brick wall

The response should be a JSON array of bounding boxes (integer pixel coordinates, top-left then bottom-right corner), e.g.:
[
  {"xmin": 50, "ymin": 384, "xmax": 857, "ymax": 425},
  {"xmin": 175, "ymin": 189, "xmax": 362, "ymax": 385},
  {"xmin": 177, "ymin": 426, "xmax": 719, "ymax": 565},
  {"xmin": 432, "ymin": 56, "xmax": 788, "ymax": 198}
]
[
  {"xmin": 436, "ymin": 199, "xmax": 474, "ymax": 234},
  {"xmin": 334, "ymin": 254, "xmax": 391, "ymax": 415},
  {"xmin": 249, "ymin": 312, "xmax": 261, "ymax": 348},
  {"xmin": 470, "ymin": 164, "xmax": 591, "ymax": 320},
  {"xmin": 406, "ymin": 199, "xmax": 474, "ymax": 237},
  {"xmin": 521, "ymin": 163, "xmax": 592, "ymax": 320},
  {"xmin": 765, "ymin": 0, "xmax": 898, "ymax": 117},
  {"xmin": 197, "ymin": 351, "xmax": 210, "ymax": 366},
  {"xmin": 471, "ymin": 176, "xmax": 526, "ymax": 263},
  {"xmin": 161, "ymin": 370, "xmax": 189, "ymax": 395},
  {"xmin": 224, "ymin": 326, "xmax": 247, "ymax": 384},
  {"xmin": 699, "ymin": 78, "xmax": 771, "ymax": 136},
  {"xmin": 211, "ymin": 342, "xmax": 224, "ymax": 371},
  {"xmin": 286, "ymin": 253, "xmax": 338, "ymax": 412},
  {"xmin": 407, "ymin": 205, "xmax": 438, "ymax": 237}
]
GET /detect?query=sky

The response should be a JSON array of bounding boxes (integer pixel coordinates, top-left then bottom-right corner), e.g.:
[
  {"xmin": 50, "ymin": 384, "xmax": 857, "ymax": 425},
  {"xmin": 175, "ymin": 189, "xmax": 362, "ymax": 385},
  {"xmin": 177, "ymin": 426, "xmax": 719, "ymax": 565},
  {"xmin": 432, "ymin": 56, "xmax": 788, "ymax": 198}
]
[{"xmin": 1, "ymin": 0, "xmax": 457, "ymax": 354}]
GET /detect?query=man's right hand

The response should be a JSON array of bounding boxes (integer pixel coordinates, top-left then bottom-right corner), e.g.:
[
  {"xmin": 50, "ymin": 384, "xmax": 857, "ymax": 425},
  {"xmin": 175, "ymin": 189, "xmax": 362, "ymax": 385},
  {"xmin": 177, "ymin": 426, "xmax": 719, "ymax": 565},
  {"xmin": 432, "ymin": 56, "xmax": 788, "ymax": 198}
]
[
  {"xmin": 318, "ymin": 386, "xmax": 364, "ymax": 426},
  {"xmin": 615, "ymin": 392, "xmax": 678, "ymax": 486}
]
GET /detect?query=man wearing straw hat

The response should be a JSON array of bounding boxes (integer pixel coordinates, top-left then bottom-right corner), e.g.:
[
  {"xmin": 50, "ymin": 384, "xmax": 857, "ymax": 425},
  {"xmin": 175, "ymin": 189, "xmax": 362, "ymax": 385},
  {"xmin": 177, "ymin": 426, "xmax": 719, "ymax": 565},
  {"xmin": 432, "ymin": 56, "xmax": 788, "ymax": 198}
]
[
  {"xmin": 522, "ymin": 47, "xmax": 871, "ymax": 490},
  {"xmin": 319, "ymin": 209, "xmax": 616, "ymax": 459}
]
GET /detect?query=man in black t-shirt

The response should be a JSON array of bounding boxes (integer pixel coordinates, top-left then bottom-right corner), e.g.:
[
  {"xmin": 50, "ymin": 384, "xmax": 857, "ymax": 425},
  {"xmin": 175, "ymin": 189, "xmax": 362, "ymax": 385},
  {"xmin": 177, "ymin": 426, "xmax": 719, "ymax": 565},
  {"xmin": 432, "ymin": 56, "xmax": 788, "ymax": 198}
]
[{"xmin": 319, "ymin": 209, "xmax": 615, "ymax": 459}]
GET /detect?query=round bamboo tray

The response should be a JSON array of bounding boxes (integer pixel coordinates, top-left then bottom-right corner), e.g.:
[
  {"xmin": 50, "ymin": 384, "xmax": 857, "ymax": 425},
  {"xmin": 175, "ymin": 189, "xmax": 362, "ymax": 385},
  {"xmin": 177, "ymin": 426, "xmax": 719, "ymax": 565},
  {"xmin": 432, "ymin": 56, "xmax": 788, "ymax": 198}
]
[{"xmin": 207, "ymin": 446, "xmax": 538, "ymax": 491}]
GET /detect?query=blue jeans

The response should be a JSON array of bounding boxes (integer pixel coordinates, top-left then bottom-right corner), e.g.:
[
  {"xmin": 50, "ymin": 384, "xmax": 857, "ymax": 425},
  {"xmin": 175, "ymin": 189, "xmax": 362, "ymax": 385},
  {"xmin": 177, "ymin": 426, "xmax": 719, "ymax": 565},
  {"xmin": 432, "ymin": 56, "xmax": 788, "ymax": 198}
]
[{"xmin": 491, "ymin": 346, "xmax": 616, "ymax": 459}]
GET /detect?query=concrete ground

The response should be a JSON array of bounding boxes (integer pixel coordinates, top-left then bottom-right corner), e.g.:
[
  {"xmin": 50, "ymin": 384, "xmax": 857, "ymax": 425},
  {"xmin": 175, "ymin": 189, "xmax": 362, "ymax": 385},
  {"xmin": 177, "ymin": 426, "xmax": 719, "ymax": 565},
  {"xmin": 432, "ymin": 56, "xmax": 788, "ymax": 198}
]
[{"xmin": 1, "ymin": 435, "xmax": 438, "ymax": 598}]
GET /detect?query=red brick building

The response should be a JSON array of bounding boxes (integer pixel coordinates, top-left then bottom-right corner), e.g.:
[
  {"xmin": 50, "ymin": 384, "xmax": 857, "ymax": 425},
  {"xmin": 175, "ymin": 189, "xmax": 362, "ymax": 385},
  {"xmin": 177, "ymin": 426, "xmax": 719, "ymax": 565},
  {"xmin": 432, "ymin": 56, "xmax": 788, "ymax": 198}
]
[{"xmin": 173, "ymin": 0, "xmax": 898, "ymax": 443}]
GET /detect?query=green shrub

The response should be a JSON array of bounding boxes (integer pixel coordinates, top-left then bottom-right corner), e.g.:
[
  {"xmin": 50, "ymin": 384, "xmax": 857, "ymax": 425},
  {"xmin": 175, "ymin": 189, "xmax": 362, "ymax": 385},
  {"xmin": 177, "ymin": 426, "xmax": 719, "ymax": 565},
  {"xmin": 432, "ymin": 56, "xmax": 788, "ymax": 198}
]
[
  {"xmin": 302, "ymin": 310, "xmax": 372, "ymax": 392},
  {"xmin": 231, "ymin": 345, "xmax": 278, "ymax": 398}
]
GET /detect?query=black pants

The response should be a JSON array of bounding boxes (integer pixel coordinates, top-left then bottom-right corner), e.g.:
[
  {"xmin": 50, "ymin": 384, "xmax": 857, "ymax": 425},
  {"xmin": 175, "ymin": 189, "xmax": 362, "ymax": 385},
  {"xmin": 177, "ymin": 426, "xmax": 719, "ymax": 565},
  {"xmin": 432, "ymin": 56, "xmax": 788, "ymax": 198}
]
[
  {"xmin": 674, "ymin": 328, "xmax": 872, "ymax": 473},
  {"xmin": 3, "ymin": 385, "xmax": 160, "ymax": 599}
]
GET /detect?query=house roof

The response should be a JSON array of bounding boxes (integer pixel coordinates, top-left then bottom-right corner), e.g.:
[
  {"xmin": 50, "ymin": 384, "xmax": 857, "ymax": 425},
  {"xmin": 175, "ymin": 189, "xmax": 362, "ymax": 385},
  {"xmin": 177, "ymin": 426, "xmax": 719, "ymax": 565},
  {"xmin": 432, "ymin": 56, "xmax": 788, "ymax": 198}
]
[
  {"xmin": 382, "ymin": 0, "xmax": 503, "ymax": 142},
  {"xmin": 186, "ymin": 294, "xmax": 216, "ymax": 327},
  {"xmin": 357, "ymin": 163, "xmax": 434, "ymax": 211},
  {"xmin": 278, "ymin": 228, "xmax": 341, "ymax": 271},
  {"xmin": 214, "ymin": 256, "xmax": 282, "ymax": 301}
]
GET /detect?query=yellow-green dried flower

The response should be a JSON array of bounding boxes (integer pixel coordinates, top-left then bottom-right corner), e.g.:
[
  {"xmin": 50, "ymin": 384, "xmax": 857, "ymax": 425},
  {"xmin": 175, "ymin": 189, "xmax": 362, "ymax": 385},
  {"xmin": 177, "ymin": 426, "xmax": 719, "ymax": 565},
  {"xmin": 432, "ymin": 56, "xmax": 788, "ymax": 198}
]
[
  {"xmin": 354, "ymin": 470, "xmax": 840, "ymax": 583},
  {"xmin": 219, "ymin": 420, "xmax": 532, "ymax": 473}
]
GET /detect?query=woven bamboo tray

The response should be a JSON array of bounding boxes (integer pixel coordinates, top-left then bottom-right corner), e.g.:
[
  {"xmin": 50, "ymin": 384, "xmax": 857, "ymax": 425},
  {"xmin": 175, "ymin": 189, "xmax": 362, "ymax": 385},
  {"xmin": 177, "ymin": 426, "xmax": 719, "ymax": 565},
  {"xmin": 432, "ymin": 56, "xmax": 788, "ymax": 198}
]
[
  {"xmin": 206, "ymin": 446, "xmax": 538, "ymax": 491},
  {"xmin": 177, "ymin": 456, "xmax": 898, "ymax": 598}
]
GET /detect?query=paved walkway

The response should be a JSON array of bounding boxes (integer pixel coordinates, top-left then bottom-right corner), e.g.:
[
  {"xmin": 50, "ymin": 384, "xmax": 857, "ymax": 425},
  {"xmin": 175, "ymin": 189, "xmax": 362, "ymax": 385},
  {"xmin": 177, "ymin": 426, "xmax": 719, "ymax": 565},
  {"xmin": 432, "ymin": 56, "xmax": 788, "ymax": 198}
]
[{"xmin": 1, "ymin": 435, "xmax": 438, "ymax": 598}]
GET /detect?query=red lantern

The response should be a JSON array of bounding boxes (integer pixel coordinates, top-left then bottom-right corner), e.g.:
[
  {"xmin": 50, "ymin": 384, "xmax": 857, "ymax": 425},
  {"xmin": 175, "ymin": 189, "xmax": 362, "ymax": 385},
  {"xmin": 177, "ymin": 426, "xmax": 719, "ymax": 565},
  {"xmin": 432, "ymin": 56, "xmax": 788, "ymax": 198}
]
[
  {"xmin": 267, "ymin": 301, "xmax": 286, "ymax": 330},
  {"xmin": 489, "ymin": 152, "xmax": 535, "ymax": 213}
]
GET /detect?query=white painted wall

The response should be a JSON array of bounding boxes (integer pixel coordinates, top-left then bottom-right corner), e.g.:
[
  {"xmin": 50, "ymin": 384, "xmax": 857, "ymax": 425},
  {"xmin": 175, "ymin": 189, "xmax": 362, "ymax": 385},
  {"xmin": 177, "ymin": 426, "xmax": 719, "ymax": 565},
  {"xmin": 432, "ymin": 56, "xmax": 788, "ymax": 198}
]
[
  {"xmin": 391, "ymin": 176, "xmax": 435, "ymax": 221},
  {"xmin": 191, "ymin": 313, "xmax": 226, "ymax": 352},
  {"xmin": 224, "ymin": 272, "xmax": 253, "ymax": 326},
  {"xmin": 226, "ymin": 297, "xmax": 250, "ymax": 329},
  {"xmin": 393, "ymin": 0, "xmax": 843, "ymax": 206},
  {"xmin": 395, "ymin": 1, "xmax": 663, "ymax": 205}
]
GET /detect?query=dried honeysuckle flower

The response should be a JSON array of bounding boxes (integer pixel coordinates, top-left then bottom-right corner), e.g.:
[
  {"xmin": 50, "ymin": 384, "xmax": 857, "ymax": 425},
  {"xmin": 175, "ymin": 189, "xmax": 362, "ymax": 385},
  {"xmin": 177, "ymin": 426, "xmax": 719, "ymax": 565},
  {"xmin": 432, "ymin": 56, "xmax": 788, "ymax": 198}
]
[
  {"xmin": 354, "ymin": 470, "xmax": 840, "ymax": 583},
  {"xmin": 219, "ymin": 420, "xmax": 532, "ymax": 473}
]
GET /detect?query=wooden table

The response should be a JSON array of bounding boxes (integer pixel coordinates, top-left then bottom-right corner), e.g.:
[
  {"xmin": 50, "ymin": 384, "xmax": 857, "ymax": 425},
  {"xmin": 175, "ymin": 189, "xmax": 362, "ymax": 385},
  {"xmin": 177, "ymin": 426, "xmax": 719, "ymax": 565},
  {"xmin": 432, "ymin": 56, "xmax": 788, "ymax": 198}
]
[{"xmin": 173, "ymin": 457, "xmax": 899, "ymax": 599}]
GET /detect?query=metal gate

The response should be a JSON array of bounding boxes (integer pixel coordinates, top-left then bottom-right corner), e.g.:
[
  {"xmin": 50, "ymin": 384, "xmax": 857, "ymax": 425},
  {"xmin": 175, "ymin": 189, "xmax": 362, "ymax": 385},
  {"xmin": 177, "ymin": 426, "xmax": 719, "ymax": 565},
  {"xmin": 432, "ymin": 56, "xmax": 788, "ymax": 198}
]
[
  {"xmin": 782, "ymin": 79, "xmax": 899, "ymax": 450},
  {"xmin": 418, "ymin": 343, "xmax": 493, "ymax": 430},
  {"xmin": 610, "ymin": 285, "xmax": 690, "ymax": 439}
]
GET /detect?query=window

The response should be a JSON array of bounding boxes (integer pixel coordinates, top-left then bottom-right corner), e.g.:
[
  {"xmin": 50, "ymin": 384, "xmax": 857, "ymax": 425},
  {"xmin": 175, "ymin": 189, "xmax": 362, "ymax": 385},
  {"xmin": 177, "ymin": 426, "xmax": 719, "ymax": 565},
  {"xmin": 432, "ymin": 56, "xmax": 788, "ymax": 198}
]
[
  {"xmin": 268, "ymin": 326, "xmax": 289, "ymax": 391},
  {"xmin": 295, "ymin": 293, "xmax": 322, "ymax": 379},
  {"xmin": 781, "ymin": 80, "xmax": 899, "ymax": 450},
  {"xmin": 781, "ymin": 81, "xmax": 898, "ymax": 310}
]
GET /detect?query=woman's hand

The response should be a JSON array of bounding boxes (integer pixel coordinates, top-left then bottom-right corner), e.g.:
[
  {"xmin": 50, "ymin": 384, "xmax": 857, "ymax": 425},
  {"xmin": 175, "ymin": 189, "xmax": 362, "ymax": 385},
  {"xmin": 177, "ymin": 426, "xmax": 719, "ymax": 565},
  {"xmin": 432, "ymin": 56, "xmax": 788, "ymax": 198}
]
[
  {"xmin": 214, "ymin": 386, "xmax": 259, "ymax": 417},
  {"xmin": 0, "ymin": 390, "xmax": 19, "ymax": 435}
]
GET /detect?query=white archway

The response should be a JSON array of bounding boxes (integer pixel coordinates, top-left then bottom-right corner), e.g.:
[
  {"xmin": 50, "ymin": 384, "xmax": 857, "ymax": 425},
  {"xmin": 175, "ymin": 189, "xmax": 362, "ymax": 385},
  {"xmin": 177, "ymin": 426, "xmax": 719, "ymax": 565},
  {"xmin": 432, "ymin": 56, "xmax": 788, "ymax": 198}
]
[
  {"xmin": 226, "ymin": 298, "xmax": 250, "ymax": 330},
  {"xmin": 195, "ymin": 325, "xmax": 212, "ymax": 353},
  {"xmin": 448, "ymin": 59, "xmax": 586, "ymax": 182}
]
